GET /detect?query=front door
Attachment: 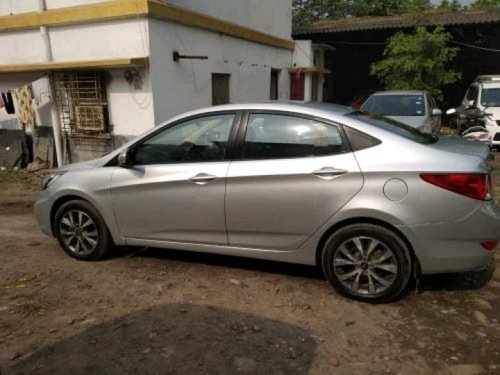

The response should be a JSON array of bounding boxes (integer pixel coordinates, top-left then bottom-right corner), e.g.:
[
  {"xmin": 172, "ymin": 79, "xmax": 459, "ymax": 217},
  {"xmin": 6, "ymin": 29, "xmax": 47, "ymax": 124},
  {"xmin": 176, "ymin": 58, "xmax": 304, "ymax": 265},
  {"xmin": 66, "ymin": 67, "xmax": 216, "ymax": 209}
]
[
  {"xmin": 225, "ymin": 112, "xmax": 363, "ymax": 250},
  {"xmin": 110, "ymin": 113, "xmax": 238, "ymax": 245}
]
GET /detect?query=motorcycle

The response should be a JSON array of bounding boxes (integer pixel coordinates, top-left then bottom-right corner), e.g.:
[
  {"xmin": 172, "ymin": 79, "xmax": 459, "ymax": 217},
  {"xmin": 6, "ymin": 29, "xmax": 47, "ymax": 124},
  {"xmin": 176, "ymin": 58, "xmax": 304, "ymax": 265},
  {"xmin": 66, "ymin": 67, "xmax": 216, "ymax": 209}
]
[{"xmin": 446, "ymin": 107, "xmax": 493, "ymax": 149}]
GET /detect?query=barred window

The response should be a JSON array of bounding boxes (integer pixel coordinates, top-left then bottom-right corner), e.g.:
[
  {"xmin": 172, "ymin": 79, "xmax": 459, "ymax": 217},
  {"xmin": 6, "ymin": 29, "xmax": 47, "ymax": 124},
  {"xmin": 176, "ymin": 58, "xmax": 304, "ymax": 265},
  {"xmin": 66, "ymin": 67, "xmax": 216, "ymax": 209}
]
[{"xmin": 53, "ymin": 71, "xmax": 109, "ymax": 136}]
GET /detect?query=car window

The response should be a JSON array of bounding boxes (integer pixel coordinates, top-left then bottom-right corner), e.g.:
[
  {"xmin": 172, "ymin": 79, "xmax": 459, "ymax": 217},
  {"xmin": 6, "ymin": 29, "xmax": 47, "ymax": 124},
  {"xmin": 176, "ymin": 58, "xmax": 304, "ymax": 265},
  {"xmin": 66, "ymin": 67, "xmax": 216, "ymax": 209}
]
[
  {"xmin": 243, "ymin": 114, "xmax": 346, "ymax": 159},
  {"xmin": 362, "ymin": 94, "xmax": 426, "ymax": 116},
  {"xmin": 133, "ymin": 114, "xmax": 235, "ymax": 165},
  {"xmin": 481, "ymin": 88, "xmax": 500, "ymax": 107},
  {"xmin": 466, "ymin": 86, "xmax": 479, "ymax": 102},
  {"xmin": 347, "ymin": 111, "xmax": 437, "ymax": 144}
]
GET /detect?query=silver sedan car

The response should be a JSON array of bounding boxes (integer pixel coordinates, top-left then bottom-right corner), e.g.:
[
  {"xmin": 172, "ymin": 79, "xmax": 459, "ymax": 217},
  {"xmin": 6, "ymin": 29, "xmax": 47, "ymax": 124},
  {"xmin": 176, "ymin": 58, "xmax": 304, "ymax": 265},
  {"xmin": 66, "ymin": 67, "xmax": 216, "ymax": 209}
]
[
  {"xmin": 361, "ymin": 90, "xmax": 443, "ymax": 135},
  {"xmin": 35, "ymin": 103, "xmax": 500, "ymax": 303}
]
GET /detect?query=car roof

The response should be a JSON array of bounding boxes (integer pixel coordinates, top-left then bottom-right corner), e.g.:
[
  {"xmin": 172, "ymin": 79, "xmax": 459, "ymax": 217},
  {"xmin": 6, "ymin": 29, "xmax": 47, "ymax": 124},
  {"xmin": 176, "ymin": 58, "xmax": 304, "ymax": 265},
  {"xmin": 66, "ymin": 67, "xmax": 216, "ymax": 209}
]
[
  {"xmin": 370, "ymin": 90, "xmax": 428, "ymax": 96},
  {"xmin": 164, "ymin": 102, "xmax": 354, "ymax": 124}
]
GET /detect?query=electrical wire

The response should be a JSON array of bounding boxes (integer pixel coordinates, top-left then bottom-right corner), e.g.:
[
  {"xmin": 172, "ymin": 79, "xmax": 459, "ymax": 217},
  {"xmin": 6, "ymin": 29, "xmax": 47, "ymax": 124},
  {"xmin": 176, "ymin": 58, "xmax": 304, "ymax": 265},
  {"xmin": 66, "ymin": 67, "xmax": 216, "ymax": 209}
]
[{"xmin": 449, "ymin": 40, "xmax": 500, "ymax": 52}]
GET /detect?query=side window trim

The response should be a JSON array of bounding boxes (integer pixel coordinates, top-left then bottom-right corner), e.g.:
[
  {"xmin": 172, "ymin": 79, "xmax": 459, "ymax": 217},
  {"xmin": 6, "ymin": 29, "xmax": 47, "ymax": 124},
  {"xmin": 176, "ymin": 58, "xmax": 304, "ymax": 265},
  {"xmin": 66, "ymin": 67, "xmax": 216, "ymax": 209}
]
[{"xmin": 232, "ymin": 110, "xmax": 352, "ymax": 161}]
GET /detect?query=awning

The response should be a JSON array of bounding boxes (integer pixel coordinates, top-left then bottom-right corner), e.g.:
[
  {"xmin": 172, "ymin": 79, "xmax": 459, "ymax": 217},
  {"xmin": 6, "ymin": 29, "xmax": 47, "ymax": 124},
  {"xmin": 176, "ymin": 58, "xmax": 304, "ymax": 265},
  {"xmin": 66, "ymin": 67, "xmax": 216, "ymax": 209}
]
[{"xmin": 0, "ymin": 57, "xmax": 150, "ymax": 75}]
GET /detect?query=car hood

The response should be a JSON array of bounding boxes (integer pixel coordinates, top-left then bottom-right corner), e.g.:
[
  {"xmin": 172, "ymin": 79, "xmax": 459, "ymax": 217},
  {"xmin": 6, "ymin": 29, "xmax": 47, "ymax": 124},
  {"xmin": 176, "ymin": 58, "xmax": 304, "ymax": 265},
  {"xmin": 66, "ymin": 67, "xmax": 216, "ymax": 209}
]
[
  {"xmin": 485, "ymin": 107, "xmax": 500, "ymax": 120},
  {"xmin": 385, "ymin": 115, "xmax": 426, "ymax": 128},
  {"xmin": 429, "ymin": 136, "xmax": 491, "ymax": 160},
  {"xmin": 58, "ymin": 159, "xmax": 99, "ymax": 172}
]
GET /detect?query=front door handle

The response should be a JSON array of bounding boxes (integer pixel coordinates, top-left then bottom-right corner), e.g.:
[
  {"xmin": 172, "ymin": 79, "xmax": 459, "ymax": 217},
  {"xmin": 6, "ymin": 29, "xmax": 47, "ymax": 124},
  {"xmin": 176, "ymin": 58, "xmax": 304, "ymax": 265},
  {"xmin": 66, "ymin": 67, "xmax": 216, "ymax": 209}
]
[
  {"xmin": 312, "ymin": 167, "xmax": 347, "ymax": 180},
  {"xmin": 189, "ymin": 173, "xmax": 218, "ymax": 185}
]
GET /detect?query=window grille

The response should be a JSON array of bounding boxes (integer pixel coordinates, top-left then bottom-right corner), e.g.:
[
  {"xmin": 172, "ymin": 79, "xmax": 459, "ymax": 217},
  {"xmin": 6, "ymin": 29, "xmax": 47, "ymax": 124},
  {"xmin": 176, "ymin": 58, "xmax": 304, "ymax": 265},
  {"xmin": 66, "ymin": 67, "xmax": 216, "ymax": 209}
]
[{"xmin": 53, "ymin": 71, "xmax": 109, "ymax": 136}]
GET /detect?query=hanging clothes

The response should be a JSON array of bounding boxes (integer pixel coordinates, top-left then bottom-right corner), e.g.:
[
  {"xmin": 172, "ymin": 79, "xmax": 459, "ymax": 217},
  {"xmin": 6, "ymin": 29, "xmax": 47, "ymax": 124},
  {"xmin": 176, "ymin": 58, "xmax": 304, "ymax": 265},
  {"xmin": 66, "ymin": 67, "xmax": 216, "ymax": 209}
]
[
  {"xmin": 14, "ymin": 84, "xmax": 36, "ymax": 125},
  {"xmin": 1, "ymin": 92, "xmax": 15, "ymax": 114}
]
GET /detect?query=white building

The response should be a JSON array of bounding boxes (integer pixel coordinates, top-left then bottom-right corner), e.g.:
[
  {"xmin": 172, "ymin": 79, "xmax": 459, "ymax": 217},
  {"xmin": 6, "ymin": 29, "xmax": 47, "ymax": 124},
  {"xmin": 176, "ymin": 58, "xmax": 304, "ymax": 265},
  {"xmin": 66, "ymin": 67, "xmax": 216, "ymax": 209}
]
[{"xmin": 0, "ymin": 0, "xmax": 326, "ymax": 164}]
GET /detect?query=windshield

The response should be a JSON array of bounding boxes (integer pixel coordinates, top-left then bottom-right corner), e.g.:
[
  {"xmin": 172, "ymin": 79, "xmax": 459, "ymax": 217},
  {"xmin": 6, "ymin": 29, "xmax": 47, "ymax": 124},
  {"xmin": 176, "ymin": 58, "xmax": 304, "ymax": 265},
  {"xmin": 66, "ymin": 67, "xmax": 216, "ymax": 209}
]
[
  {"xmin": 346, "ymin": 111, "xmax": 437, "ymax": 144},
  {"xmin": 362, "ymin": 94, "xmax": 426, "ymax": 116},
  {"xmin": 481, "ymin": 88, "xmax": 500, "ymax": 107}
]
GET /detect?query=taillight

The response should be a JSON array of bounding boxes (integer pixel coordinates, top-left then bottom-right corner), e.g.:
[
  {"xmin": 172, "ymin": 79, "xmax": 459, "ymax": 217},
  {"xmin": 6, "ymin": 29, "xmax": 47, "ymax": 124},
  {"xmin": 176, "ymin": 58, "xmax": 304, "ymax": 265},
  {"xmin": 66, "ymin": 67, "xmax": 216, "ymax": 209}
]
[
  {"xmin": 481, "ymin": 241, "xmax": 498, "ymax": 251},
  {"xmin": 420, "ymin": 173, "xmax": 491, "ymax": 201}
]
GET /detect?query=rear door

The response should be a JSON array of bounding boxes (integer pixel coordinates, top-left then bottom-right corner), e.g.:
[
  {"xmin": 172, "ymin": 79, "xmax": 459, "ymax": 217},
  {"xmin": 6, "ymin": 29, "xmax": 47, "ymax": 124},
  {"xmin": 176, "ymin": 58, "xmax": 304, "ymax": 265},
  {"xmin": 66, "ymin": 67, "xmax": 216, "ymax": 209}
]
[{"xmin": 225, "ymin": 112, "xmax": 364, "ymax": 250}]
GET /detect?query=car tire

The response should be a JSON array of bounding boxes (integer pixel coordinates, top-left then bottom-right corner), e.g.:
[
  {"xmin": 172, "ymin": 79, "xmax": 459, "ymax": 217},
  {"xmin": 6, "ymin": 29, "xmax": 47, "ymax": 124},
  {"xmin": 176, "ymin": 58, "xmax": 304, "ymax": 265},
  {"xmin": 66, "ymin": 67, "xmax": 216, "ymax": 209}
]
[
  {"xmin": 54, "ymin": 200, "xmax": 113, "ymax": 261},
  {"xmin": 321, "ymin": 223, "xmax": 412, "ymax": 303}
]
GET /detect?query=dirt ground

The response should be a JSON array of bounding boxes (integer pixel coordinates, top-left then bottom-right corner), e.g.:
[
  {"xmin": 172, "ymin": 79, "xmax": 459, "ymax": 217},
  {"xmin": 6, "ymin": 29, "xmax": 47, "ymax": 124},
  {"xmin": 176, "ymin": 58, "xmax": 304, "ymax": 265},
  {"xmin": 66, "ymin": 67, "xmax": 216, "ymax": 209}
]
[{"xmin": 1, "ymin": 155, "xmax": 500, "ymax": 375}]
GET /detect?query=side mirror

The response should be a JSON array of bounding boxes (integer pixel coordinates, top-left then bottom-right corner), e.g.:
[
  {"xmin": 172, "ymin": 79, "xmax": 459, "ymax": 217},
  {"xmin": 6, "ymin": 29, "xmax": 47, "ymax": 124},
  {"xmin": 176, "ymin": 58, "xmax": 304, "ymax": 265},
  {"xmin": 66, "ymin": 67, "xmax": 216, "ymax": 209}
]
[
  {"xmin": 446, "ymin": 108, "xmax": 457, "ymax": 115},
  {"xmin": 432, "ymin": 108, "xmax": 443, "ymax": 116},
  {"xmin": 118, "ymin": 149, "xmax": 132, "ymax": 167}
]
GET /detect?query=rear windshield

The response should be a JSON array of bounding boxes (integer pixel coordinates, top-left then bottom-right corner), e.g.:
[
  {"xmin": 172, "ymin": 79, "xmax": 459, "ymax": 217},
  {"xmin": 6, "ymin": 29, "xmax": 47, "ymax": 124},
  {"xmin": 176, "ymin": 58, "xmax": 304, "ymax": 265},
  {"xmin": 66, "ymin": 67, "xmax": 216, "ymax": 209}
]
[
  {"xmin": 481, "ymin": 88, "xmax": 500, "ymax": 107},
  {"xmin": 346, "ymin": 111, "xmax": 438, "ymax": 144},
  {"xmin": 362, "ymin": 94, "xmax": 426, "ymax": 116}
]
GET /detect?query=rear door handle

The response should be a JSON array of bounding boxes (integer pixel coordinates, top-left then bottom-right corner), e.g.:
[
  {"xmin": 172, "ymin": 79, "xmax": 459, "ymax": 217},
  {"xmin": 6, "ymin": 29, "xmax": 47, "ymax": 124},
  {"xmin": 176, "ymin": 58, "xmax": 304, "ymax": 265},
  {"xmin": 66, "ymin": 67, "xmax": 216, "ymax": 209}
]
[
  {"xmin": 189, "ymin": 173, "xmax": 217, "ymax": 185},
  {"xmin": 312, "ymin": 167, "xmax": 347, "ymax": 180}
]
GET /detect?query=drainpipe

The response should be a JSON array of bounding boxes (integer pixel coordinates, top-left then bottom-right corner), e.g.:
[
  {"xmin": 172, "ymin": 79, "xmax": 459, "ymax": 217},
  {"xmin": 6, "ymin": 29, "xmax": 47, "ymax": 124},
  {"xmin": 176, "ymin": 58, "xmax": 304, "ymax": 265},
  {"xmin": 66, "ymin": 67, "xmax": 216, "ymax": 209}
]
[{"xmin": 38, "ymin": 0, "xmax": 63, "ymax": 167}]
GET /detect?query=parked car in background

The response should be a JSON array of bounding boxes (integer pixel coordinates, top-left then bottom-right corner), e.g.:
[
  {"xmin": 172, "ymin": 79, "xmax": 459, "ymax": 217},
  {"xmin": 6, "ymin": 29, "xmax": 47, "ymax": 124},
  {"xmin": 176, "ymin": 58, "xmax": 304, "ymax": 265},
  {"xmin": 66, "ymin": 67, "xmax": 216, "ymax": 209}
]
[
  {"xmin": 449, "ymin": 75, "xmax": 500, "ymax": 150},
  {"xmin": 361, "ymin": 90, "xmax": 442, "ymax": 135},
  {"xmin": 35, "ymin": 103, "xmax": 499, "ymax": 303}
]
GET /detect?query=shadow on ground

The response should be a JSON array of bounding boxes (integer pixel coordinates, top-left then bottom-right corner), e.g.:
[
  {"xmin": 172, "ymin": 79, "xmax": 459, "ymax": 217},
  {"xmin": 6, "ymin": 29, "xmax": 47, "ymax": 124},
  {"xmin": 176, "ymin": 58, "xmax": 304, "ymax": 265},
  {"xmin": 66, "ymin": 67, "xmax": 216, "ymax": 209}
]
[
  {"xmin": 120, "ymin": 246, "xmax": 324, "ymax": 281},
  {"xmin": 4, "ymin": 304, "xmax": 317, "ymax": 375},
  {"xmin": 417, "ymin": 260, "xmax": 495, "ymax": 292},
  {"xmin": 120, "ymin": 246, "xmax": 496, "ymax": 296}
]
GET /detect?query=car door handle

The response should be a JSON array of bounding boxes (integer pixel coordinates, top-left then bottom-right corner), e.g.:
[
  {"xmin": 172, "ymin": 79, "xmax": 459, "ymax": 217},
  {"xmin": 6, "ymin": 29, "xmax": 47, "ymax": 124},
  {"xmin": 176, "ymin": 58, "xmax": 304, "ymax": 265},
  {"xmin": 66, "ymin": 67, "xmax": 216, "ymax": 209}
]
[
  {"xmin": 189, "ymin": 173, "xmax": 218, "ymax": 185},
  {"xmin": 312, "ymin": 167, "xmax": 347, "ymax": 180}
]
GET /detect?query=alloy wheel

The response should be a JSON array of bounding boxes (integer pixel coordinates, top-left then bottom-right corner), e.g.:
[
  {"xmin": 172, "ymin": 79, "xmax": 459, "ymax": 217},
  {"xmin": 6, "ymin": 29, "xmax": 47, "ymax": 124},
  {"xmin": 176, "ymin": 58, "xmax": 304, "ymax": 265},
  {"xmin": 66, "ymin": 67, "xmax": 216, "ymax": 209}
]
[
  {"xmin": 59, "ymin": 210, "xmax": 99, "ymax": 256},
  {"xmin": 333, "ymin": 236, "xmax": 398, "ymax": 295}
]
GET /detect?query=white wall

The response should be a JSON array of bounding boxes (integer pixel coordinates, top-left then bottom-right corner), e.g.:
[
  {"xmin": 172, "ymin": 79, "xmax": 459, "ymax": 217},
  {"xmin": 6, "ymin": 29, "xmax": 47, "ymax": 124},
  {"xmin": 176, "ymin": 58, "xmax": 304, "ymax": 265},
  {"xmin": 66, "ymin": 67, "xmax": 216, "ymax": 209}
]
[
  {"xmin": 293, "ymin": 40, "xmax": 313, "ymax": 67},
  {"xmin": 0, "ymin": 18, "xmax": 149, "ymax": 65},
  {"xmin": 0, "ymin": 0, "xmax": 106, "ymax": 15},
  {"xmin": 148, "ymin": 18, "xmax": 292, "ymax": 125},
  {"xmin": 49, "ymin": 18, "xmax": 150, "ymax": 62},
  {"xmin": 162, "ymin": 0, "xmax": 292, "ymax": 39},
  {"xmin": 0, "ymin": 0, "xmax": 293, "ymax": 40},
  {"xmin": 107, "ymin": 68, "xmax": 155, "ymax": 137}
]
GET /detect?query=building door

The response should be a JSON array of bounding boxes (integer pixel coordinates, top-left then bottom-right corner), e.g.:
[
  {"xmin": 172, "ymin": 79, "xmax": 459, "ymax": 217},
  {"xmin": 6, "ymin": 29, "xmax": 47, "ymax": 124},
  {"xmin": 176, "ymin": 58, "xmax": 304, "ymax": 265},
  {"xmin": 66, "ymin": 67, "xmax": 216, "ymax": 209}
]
[
  {"xmin": 212, "ymin": 74, "xmax": 230, "ymax": 105},
  {"xmin": 290, "ymin": 72, "xmax": 305, "ymax": 101},
  {"xmin": 270, "ymin": 69, "xmax": 280, "ymax": 100}
]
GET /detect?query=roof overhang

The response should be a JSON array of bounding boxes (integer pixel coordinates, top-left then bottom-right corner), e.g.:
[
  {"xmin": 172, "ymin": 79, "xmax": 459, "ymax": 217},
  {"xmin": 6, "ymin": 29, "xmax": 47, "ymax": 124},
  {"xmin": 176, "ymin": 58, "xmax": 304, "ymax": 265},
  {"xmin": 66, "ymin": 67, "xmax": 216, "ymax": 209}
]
[
  {"xmin": 0, "ymin": 0, "xmax": 295, "ymax": 51},
  {"xmin": 0, "ymin": 57, "xmax": 149, "ymax": 74},
  {"xmin": 294, "ymin": 11, "xmax": 500, "ymax": 35},
  {"xmin": 288, "ymin": 67, "xmax": 331, "ymax": 75}
]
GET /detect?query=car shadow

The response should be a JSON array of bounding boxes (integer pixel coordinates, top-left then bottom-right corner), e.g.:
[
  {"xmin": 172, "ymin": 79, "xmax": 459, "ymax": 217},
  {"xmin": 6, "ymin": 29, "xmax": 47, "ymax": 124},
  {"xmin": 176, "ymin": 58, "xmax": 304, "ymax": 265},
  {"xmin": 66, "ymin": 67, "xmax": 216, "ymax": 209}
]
[
  {"xmin": 118, "ymin": 246, "xmax": 325, "ymax": 281},
  {"xmin": 417, "ymin": 260, "xmax": 495, "ymax": 292},
  {"xmin": 118, "ymin": 247, "xmax": 495, "ymax": 297},
  {"xmin": 4, "ymin": 304, "xmax": 317, "ymax": 375}
]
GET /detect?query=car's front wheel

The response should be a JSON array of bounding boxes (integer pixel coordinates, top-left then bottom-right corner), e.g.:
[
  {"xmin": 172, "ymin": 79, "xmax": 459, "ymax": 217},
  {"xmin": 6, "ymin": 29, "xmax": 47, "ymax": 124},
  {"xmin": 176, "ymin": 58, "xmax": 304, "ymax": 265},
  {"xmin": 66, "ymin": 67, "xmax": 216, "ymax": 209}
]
[
  {"xmin": 322, "ymin": 223, "xmax": 412, "ymax": 303},
  {"xmin": 54, "ymin": 200, "xmax": 112, "ymax": 261}
]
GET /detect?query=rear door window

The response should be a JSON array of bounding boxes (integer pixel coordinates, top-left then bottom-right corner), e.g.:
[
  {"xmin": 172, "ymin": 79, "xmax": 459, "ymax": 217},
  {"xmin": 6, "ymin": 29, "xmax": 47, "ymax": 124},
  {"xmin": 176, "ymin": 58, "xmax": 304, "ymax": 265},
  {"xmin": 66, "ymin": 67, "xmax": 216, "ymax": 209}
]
[{"xmin": 243, "ymin": 114, "xmax": 347, "ymax": 160}]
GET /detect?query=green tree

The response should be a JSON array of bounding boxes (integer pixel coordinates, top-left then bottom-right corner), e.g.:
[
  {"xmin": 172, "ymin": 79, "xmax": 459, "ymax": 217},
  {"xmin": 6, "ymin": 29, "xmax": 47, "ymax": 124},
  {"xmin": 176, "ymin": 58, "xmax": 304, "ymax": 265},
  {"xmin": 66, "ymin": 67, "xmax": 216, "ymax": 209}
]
[
  {"xmin": 292, "ymin": 0, "xmax": 421, "ymax": 27},
  {"xmin": 370, "ymin": 27, "xmax": 461, "ymax": 100},
  {"xmin": 437, "ymin": 0, "xmax": 463, "ymax": 11},
  {"xmin": 468, "ymin": 0, "xmax": 500, "ymax": 11}
]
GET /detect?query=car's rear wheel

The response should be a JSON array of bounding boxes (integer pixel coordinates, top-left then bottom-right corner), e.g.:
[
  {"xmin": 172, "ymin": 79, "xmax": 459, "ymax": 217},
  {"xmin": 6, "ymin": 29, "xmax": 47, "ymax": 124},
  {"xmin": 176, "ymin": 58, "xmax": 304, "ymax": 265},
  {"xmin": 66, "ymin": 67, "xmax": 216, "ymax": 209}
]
[
  {"xmin": 322, "ymin": 223, "xmax": 412, "ymax": 303},
  {"xmin": 54, "ymin": 200, "xmax": 112, "ymax": 261}
]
